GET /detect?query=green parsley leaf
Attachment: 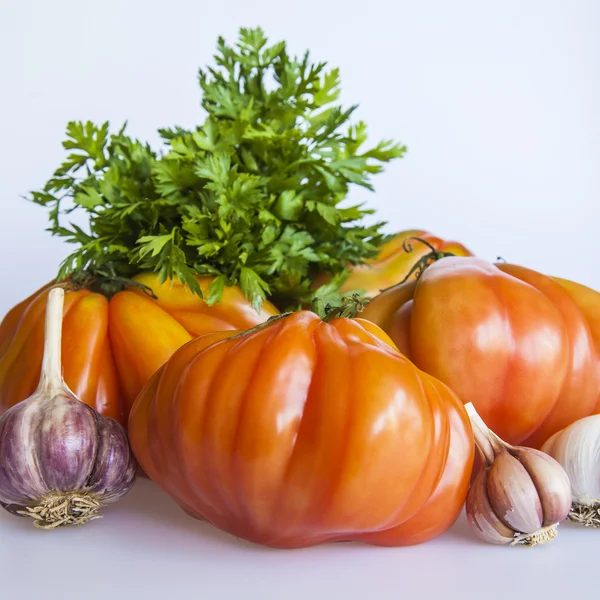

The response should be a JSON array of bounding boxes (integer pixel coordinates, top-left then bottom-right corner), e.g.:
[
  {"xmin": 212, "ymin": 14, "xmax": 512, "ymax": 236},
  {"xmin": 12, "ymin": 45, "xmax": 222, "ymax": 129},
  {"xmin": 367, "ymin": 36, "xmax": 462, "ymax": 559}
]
[{"xmin": 29, "ymin": 27, "xmax": 406, "ymax": 310}]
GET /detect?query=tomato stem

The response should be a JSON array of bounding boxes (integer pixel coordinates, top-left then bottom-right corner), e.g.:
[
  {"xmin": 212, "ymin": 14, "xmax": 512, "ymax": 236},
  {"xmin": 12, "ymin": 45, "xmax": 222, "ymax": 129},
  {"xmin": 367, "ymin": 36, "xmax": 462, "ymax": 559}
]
[
  {"xmin": 312, "ymin": 294, "xmax": 365, "ymax": 322},
  {"xmin": 66, "ymin": 270, "xmax": 158, "ymax": 300},
  {"xmin": 397, "ymin": 236, "xmax": 456, "ymax": 284}
]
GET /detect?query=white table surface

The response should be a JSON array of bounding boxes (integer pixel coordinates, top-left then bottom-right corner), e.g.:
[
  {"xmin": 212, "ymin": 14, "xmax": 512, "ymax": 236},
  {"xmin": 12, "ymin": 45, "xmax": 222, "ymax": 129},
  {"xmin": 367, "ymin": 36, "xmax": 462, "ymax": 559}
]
[{"xmin": 0, "ymin": 477, "xmax": 593, "ymax": 599}]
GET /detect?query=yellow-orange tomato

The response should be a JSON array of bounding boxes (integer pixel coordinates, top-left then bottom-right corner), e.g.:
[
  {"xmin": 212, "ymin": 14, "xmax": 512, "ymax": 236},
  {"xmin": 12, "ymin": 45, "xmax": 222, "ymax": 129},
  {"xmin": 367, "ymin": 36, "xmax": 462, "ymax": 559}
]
[
  {"xmin": 329, "ymin": 229, "xmax": 472, "ymax": 298},
  {"xmin": 0, "ymin": 274, "xmax": 278, "ymax": 426},
  {"xmin": 361, "ymin": 257, "xmax": 600, "ymax": 448},
  {"xmin": 129, "ymin": 311, "xmax": 474, "ymax": 548}
]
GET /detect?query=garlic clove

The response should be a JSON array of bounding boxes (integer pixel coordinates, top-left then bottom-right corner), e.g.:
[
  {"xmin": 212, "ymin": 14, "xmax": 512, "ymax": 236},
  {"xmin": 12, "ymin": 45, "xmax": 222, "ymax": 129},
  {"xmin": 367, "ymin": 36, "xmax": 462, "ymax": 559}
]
[
  {"xmin": 37, "ymin": 395, "xmax": 99, "ymax": 491},
  {"xmin": 84, "ymin": 414, "xmax": 138, "ymax": 502},
  {"xmin": 0, "ymin": 404, "xmax": 48, "ymax": 502},
  {"xmin": 511, "ymin": 447, "xmax": 571, "ymax": 527},
  {"xmin": 487, "ymin": 448, "xmax": 543, "ymax": 534},
  {"xmin": 466, "ymin": 469, "xmax": 516, "ymax": 544},
  {"xmin": 464, "ymin": 403, "xmax": 571, "ymax": 546}
]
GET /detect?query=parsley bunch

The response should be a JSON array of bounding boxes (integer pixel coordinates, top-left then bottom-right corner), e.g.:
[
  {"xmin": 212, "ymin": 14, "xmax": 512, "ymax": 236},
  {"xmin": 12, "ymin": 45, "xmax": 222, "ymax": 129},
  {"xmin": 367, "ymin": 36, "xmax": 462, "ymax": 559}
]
[{"xmin": 31, "ymin": 27, "xmax": 405, "ymax": 309}]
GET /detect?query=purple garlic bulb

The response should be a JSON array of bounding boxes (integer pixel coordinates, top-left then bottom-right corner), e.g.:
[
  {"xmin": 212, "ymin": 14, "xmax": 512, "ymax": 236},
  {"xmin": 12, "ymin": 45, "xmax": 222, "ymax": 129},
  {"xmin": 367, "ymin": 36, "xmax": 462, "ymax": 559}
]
[{"xmin": 0, "ymin": 287, "xmax": 137, "ymax": 528}]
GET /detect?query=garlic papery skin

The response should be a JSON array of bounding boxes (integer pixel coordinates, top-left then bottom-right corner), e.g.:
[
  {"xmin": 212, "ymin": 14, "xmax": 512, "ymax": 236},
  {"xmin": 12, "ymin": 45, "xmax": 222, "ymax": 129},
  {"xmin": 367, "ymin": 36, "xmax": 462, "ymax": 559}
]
[
  {"xmin": 542, "ymin": 414, "xmax": 600, "ymax": 527},
  {"xmin": 464, "ymin": 403, "xmax": 572, "ymax": 547},
  {"xmin": 0, "ymin": 287, "xmax": 138, "ymax": 529}
]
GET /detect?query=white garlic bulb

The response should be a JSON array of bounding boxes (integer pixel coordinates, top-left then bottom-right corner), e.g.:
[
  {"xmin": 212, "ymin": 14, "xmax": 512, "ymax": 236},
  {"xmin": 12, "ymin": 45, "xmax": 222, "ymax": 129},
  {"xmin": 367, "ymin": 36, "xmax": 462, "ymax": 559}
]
[{"xmin": 542, "ymin": 415, "xmax": 600, "ymax": 527}]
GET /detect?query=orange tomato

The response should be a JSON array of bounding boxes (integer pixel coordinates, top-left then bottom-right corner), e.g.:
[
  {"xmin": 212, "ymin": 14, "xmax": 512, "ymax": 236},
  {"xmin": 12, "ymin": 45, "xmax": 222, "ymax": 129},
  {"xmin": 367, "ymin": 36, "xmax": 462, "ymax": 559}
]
[
  {"xmin": 321, "ymin": 229, "xmax": 472, "ymax": 299},
  {"xmin": 361, "ymin": 256, "xmax": 600, "ymax": 448},
  {"xmin": 0, "ymin": 274, "xmax": 278, "ymax": 426},
  {"xmin": 128, "ymin": 310, "xmax": 474, "ymax": 548}
]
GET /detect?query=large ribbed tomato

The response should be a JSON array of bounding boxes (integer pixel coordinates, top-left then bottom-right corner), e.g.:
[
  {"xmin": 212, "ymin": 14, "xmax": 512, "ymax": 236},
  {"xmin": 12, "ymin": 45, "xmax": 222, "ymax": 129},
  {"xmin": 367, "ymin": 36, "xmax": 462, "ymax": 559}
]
[
  {"xmin": 128, "ymin": 310, "xmax": 474, "ymax": 548},
  {"xmin": 0, "ymin": 274, "xmax": 278, "ymax": 426},
  {"xmin": 361, "ymin": 256, "xmax": 600, "ymax": 448},
  {"xmin": 318, "ymin": 229, "xmax": 472, "ymax": 299}
]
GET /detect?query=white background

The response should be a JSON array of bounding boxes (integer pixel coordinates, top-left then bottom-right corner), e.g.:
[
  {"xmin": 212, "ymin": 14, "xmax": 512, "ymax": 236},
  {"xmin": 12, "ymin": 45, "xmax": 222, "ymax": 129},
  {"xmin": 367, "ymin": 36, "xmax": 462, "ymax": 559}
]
[{"xmin": 0, "ymin": 1, "xmax": 598, "ymax": 598}]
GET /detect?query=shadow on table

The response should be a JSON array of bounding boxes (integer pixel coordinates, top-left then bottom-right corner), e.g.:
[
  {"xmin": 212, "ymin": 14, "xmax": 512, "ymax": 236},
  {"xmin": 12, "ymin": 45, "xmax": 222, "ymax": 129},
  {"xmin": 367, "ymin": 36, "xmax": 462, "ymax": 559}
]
[
  {"xmin": 111, "ymin": 478, "xmax": 478, "ymax": 552},
  {"xmin": 111, "ymin": 477, "xmax": 263, "ymax": 551}
]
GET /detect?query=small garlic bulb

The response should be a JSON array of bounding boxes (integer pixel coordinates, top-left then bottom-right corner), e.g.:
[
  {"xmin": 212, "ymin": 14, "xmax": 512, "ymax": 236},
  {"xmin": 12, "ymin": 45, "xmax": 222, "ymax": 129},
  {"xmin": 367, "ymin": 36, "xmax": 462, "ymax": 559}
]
[
  {"xmin": 542, "ymin": 415, "xmax": 600, "ymax": 527},
  {"xmin": 465, "ymin": 403, "xmax": 572, "ymax": 546},
  {"xmin": 0, "ymin": 287, "xmax": 138, "ymax": 528}
]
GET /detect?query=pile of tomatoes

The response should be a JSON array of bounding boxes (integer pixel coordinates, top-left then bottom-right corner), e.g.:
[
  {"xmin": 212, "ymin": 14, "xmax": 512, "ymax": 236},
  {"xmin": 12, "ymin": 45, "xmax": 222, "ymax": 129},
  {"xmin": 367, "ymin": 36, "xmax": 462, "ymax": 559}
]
[{"xmin": 1, "ymin": 229, "xmax": 598, "ymax": 548}]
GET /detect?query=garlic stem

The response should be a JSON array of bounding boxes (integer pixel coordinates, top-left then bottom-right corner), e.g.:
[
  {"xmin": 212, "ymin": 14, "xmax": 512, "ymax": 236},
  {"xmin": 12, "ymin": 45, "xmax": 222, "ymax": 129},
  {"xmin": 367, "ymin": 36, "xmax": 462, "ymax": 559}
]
[
  {"xmin": 465, "ymin": 402, "xmax": 496, "ymax": 464},
  {"xmin": 36, "ymin": 287, "xmax": 66, "ymax": 395}
]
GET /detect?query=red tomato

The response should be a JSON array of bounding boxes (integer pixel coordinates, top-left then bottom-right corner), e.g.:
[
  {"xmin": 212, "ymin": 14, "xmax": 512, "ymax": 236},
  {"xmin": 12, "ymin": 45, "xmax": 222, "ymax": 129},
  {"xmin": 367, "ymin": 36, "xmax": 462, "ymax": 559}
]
[
  {"xmin": 0, "ymin": 274, "xmax": 278, "ymax": 425},
  {"xmin": 129, "ymin": 311, "xmax": 474, "ymax": 548},
  {"xmin": 361, "ymin": 257, "xmax": 600, "ymax": 448}
]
